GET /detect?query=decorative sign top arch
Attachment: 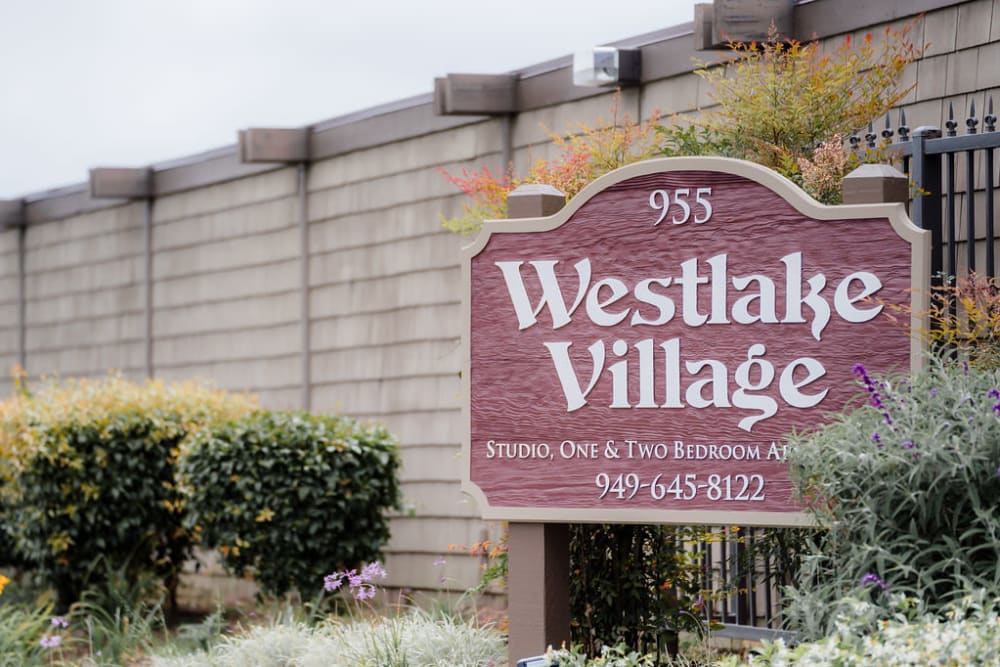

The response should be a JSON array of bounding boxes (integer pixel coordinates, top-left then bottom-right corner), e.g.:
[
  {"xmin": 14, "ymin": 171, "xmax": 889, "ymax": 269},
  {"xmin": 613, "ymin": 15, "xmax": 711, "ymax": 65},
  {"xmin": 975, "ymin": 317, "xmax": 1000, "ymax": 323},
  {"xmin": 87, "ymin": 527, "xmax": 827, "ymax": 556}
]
[{"xmin": 461, "ymin": 157, "xmax": 929, "ymax": 526}]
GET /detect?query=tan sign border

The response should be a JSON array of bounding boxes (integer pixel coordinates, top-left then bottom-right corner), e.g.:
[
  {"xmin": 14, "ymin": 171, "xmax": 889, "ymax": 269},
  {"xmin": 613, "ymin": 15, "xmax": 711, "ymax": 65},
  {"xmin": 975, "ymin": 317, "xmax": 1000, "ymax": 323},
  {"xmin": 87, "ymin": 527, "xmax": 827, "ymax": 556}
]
[{"xmin": 461, "ymin": 157, "xmax": 930, "ymax": 527}]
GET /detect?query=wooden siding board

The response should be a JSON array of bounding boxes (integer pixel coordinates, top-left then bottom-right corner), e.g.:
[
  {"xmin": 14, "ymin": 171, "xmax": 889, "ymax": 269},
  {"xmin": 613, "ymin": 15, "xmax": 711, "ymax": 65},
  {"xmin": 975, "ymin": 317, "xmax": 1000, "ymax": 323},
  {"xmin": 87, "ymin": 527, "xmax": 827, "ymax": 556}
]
[
  {"xmin": 309, "ymin": 268, "xmax": 461, "ymax": 319},
  {"xmin": 152, "ymin": 259, "xmax": 299, "ymax": 309},
  {"xmin": 153, "ymin": 292, "xmax": 300, "ymax": 337},
  {"xmin": 154, "ymin": 226, "xmax": 300, "ymax": 280},
  {"xmin": 311, "ymin": 374, "xmax": 460, "ymax": 416},
  {"xmin": 309, "ymin": 232, "xmax": 461, "ymax": 286},
  {"xmin": 308, "ymin": 121, "xmax": 501, "ymax": 191},
  {"xmin": 311, "ymin": 339, "xmax": 460, "ymax": 384},
  {"xmin": 153, "ymin": 198, "xmax": 297, "ymax": 252}
]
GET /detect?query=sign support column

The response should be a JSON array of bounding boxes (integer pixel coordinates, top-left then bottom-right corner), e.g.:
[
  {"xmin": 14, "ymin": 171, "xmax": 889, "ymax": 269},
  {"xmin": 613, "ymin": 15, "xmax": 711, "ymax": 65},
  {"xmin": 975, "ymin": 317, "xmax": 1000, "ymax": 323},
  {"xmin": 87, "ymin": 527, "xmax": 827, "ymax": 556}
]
[{"xmin": 504, "ymin": 183, "xmax": 571, "ymax": 665}]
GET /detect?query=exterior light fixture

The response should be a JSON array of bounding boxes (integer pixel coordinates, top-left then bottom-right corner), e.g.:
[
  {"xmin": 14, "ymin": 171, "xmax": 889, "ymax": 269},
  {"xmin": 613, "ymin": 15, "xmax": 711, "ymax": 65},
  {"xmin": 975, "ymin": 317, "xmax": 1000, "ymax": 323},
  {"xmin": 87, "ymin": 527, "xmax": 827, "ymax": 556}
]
[{"xmin": 572, "ymin": 47, "xmax": 641, "ymax": 87}]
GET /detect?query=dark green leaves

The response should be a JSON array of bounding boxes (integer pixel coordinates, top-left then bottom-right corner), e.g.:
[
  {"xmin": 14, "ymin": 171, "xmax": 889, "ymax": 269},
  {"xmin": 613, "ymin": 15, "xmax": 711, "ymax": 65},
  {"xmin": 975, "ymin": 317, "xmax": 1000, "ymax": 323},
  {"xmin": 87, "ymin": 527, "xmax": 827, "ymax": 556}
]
[{"xmin": 179, "ymin": 411, "xmax": 401, "ymax": 597}]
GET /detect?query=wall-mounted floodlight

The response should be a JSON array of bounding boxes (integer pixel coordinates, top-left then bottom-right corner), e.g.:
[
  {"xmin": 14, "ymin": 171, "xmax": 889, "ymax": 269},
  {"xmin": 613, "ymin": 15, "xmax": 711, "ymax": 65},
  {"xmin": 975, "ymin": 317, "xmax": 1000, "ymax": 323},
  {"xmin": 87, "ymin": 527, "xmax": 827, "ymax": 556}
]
[{"xmin": 572, "ymin": 47, "xmax": 641, "ymax": 87}]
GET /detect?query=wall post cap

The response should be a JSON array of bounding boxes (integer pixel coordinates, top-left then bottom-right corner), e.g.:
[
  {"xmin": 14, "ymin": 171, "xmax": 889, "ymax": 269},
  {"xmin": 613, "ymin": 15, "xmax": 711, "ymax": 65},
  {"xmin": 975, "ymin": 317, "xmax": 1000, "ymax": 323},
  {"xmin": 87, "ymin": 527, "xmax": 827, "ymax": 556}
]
[
  {"xmin": 506, "ymin": 184, "xmax": 567, "ymax": 219},
  {"xmin": 841, "ymin": 163, "xmax": 908, "ymax": 205},
  {"xmin": 911, "ymin": 126, "xmax": 943, "ymax": 139}
]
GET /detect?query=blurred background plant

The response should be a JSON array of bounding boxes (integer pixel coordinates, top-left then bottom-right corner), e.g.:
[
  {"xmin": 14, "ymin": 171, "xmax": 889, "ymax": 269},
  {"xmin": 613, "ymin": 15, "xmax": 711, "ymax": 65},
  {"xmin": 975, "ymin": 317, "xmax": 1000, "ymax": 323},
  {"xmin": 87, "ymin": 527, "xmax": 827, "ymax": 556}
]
[
  {"xmin": 180, "ymin": 411, "xmax": 401, "ymax": 599},
  {"xmin": 440, "ymin": 92, "xmax": 661, "ymax": 235},
  {"xmin": 668, "ymin": 22, "xmax": 920, "ymax": 200},
  {"xmin": 0, "ymin": 374, "xmax": 254, "ymax": 611}
]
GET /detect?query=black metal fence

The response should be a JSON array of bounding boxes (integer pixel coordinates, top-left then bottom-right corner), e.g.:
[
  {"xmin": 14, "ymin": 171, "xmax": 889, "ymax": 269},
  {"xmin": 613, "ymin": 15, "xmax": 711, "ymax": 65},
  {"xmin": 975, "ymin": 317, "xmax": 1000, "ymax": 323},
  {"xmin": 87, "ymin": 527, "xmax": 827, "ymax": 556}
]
[
  {"xmin": 852, "ymin": 96, "xmax": 1000, "ymax": 283},
  {"xmin": 705, "ymin": 101, "xmax": 1000, "ymax": 643},
  {"xmin": 693, "ymin": 526, "xmax": 797, "ymax": 641}
]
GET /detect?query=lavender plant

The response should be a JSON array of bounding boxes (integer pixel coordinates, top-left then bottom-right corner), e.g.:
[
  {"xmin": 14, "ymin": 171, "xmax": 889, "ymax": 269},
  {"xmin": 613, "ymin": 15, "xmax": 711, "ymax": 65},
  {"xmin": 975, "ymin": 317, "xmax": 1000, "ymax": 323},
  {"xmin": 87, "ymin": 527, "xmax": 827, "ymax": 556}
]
[{"xmin": 783, "ymin": 357, "xmax": 1000, "ymax": 638}]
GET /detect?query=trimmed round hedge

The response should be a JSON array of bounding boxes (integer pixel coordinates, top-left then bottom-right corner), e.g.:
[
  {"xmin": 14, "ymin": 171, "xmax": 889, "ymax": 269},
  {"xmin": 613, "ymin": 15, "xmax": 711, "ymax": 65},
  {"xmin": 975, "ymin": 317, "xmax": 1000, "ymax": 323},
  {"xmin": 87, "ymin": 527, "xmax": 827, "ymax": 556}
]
[
  {"xmin": 0, "ymin": 376, "xmax": 254, "ymax": 606},
  {"xmin": 180, "ymin": 411, "xmax": 401, "ymax": 596}
]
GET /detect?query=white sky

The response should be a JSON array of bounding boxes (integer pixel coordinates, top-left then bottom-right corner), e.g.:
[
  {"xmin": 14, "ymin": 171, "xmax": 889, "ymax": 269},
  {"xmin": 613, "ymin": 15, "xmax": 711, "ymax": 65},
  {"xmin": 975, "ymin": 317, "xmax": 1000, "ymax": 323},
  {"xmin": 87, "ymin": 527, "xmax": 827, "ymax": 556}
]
[{"xmin": 0, "ymin": 0, "xmax": 696, "ymax": 199}]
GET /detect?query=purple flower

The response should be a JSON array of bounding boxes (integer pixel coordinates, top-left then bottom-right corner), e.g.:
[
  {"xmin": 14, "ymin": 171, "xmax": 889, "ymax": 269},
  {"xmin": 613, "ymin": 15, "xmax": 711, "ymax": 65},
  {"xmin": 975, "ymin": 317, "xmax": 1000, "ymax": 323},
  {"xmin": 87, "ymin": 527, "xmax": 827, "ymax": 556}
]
[
  {"xmin": 861, "ymin": 573, "xmax": 889, "ymax": 591},
  {"xmin": 930, "ymin": 388, "xmax": 939, "ymax": 398},
  {"xmin": 996, "ymin": 466, "xmax": 1000, "ymax": 478},
  {"xmin": 361, "ymin": 561, "xmax": 387, "ymax": 581},
  {"xmin": 964, "ymin": 360, "xmax": 970, "ymax": 375},
  {"xmin": 323, "ymin": 573, "xmax": 344, "ymax": 591},
  {"xmin": 40, "ymin": 635, "xmax": 61, "ymax": 649},
  {"xmin": 434, "ymin": 556, "xmax": 447, "ymax": 568},
  {"xmin": 871, "ymin": 432, "xmax": 881, "ymax": 444},
  {"xmin": 988, "ymin": 389, "xmax": 1000, "ymax": 400},
  {"xmin": 324, "ymin": 562, "xmax": 386, "ymax": 599},
  {"xmin": 993, "ymin": 402, "xmax": 1000, "ymax": 415},
  {"xmin": 901, "ymin": 440, "xmax": 915, "ymax": 449},
  {"xmin": 50, "ymin": 616, "xmax": 68, "ymax": 628}
]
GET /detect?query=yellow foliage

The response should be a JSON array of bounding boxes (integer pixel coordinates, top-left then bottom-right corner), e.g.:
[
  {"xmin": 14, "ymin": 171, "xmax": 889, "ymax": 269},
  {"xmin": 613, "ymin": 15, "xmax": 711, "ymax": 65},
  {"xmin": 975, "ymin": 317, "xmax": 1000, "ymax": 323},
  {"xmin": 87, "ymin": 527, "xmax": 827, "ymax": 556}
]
[
  {"xmin": 695, "ymin": 22, "xmax": 920, "ymax": 175},
  {"xmin": 0, "ymin": 373, "xmax": 256, "ymax": 473}
]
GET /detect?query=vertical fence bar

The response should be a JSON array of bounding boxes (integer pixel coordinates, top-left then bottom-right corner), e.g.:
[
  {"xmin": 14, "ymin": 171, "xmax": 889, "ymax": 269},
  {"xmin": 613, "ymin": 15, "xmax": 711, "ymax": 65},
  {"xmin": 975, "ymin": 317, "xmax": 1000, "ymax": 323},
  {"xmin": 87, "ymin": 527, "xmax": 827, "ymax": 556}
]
[
  {"xmin": 967, "ymin": 102, "xmax": 980, "ymax": 275},
  {"xmin": 987, "ymin": 97, "xmax": 997, "ymax": 278},
  {"xmin": 966, "ymin": 148, "xmax": 977, "ymax": 274},
  {"xmin": 987, "ymin": 146, "xmax": 995, "ymax": 278},
  {"xmin": 946, "ymin": 152, "xmax": 957, "ymax": 278},
  {"xmin": 910, "ymin": 127, "xmax": 944, "ymax": 283},
  {"xmin": 719, "ymin": 526, "xmax": 732, "ymax": 623},
  {"xmin": 946, "ymin": 106, "xmax": 959, "ymax": 279},
  {"xmin": 746, "ymin": 529, "xmax": 757, "ymax": 626},
  {"xmin": 763, "ymin": 540, "xmax": 774, "ymax": 627}
]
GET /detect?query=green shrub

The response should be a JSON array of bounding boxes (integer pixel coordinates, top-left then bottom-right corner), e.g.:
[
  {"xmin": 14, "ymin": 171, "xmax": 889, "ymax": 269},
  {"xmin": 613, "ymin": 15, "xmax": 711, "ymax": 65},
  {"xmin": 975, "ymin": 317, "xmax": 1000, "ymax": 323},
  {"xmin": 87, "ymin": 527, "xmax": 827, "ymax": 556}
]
[
  {"xmin": 0, "ymin": 375, "xmax": 255, "ymax": 608},
  {"xmin": 180, "ymin": 411, "xmax": 401, "ymax": 597},
  {"xmin": 569, "ymin": 524, "xmax": 710, "ymax": 659},
  {"xmin": 783, "ymin": 358, "xmax": 1000, "ymax": 638},
  {"xmin": 721, "ymin": 590, "xmax": 1000, "ymax": 667}
]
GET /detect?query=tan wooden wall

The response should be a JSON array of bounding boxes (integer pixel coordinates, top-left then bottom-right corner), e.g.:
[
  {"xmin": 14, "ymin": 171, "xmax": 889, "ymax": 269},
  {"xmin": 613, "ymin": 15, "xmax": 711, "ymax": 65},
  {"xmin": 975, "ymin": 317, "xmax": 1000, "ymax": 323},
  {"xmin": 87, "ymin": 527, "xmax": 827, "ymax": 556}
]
[{"xmin": 2, "ymin": 0, "xmax": 998, "ymax": 596}]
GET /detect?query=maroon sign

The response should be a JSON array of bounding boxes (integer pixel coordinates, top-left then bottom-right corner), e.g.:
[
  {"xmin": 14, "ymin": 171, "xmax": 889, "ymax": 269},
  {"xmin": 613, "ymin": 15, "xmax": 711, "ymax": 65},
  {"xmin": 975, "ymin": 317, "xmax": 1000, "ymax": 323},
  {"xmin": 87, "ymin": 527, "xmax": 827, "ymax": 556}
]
[{"xmin": 462, "ymin": 158, "xmax": 928, "ymax": 526}]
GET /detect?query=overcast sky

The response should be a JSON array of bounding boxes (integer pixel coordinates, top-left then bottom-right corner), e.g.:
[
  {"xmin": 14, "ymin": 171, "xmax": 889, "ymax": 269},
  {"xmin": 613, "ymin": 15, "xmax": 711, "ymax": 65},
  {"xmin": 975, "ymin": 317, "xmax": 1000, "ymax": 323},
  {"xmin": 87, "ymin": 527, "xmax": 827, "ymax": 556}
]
[{"xmin": 0, "ymin": 0, "xmax": 696, "ymax": 199}]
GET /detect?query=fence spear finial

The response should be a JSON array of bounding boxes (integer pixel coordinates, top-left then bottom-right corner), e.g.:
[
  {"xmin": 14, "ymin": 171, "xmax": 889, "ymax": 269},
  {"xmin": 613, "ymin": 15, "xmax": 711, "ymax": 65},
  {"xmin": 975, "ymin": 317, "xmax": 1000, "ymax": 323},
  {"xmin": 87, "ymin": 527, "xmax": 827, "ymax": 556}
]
[
  {"xmin": 865, "ymin": 121, "xmax": 876, "ymax": 149},
  {"xmin": 986, "ymin": 96, "xmax": 996, "ymax": 133},
  {"xmin": 946, "ymin": 102, "xmax": 958, "ymax": 136},
  {"xmin": 967, "ymin": 98, "xmax": 979, "ymax": 134},
  {"xmin": 882, "ymin": 113, "xmax": 894, "ymax": 141},
  {"xmin": 898, "ymin": 109, "xmax": 909, "ymax": 142}
]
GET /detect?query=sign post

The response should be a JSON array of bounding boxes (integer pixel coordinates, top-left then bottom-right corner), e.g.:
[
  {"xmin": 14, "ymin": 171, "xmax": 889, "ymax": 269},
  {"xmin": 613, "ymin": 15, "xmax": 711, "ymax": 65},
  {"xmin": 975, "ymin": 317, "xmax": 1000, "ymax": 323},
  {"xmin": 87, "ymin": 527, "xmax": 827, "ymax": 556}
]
[
  {"xmin": 461, "ymin": 157, "xmax": 929, "ymax": 658},
  {"xmin": 503, "ymin": 184, "xmax": 572, "ymax": 664}
]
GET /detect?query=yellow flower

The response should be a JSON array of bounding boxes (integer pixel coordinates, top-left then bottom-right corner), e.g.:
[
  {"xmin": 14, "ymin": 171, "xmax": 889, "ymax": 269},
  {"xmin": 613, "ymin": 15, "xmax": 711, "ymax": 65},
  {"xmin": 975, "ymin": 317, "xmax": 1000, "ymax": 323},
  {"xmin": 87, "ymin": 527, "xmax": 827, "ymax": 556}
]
[
  {"xmin": 0, "ymin": 574, "xmax": 10, "ymax": 596},
  {"xmin": 255, "ymin": 508, "xmax": 275, "ymax": 523}
]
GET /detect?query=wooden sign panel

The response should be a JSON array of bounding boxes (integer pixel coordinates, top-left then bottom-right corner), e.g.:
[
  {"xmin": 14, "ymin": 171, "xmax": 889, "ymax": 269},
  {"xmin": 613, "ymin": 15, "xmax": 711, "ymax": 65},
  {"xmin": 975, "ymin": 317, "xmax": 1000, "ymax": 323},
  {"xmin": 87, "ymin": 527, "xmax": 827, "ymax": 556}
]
[{"xmin": 462, "ymin": 158, "xmax": 929, "ymax": 526}]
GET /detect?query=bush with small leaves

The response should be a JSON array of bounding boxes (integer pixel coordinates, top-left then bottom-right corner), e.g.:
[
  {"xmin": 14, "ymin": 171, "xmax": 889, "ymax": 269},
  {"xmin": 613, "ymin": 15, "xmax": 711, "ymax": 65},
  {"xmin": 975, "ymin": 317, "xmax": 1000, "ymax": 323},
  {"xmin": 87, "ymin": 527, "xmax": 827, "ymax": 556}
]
[
  {"xmin": 783, "ymin": 357, "xmax": 1000, "ymax": 638},
  {"xmin": 0, "ymin": 375, "xmax": 254, "ymax": 608},
  {"xmin": 180, "ymin": 411, "xmax": 401, "ymax": 597}
]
